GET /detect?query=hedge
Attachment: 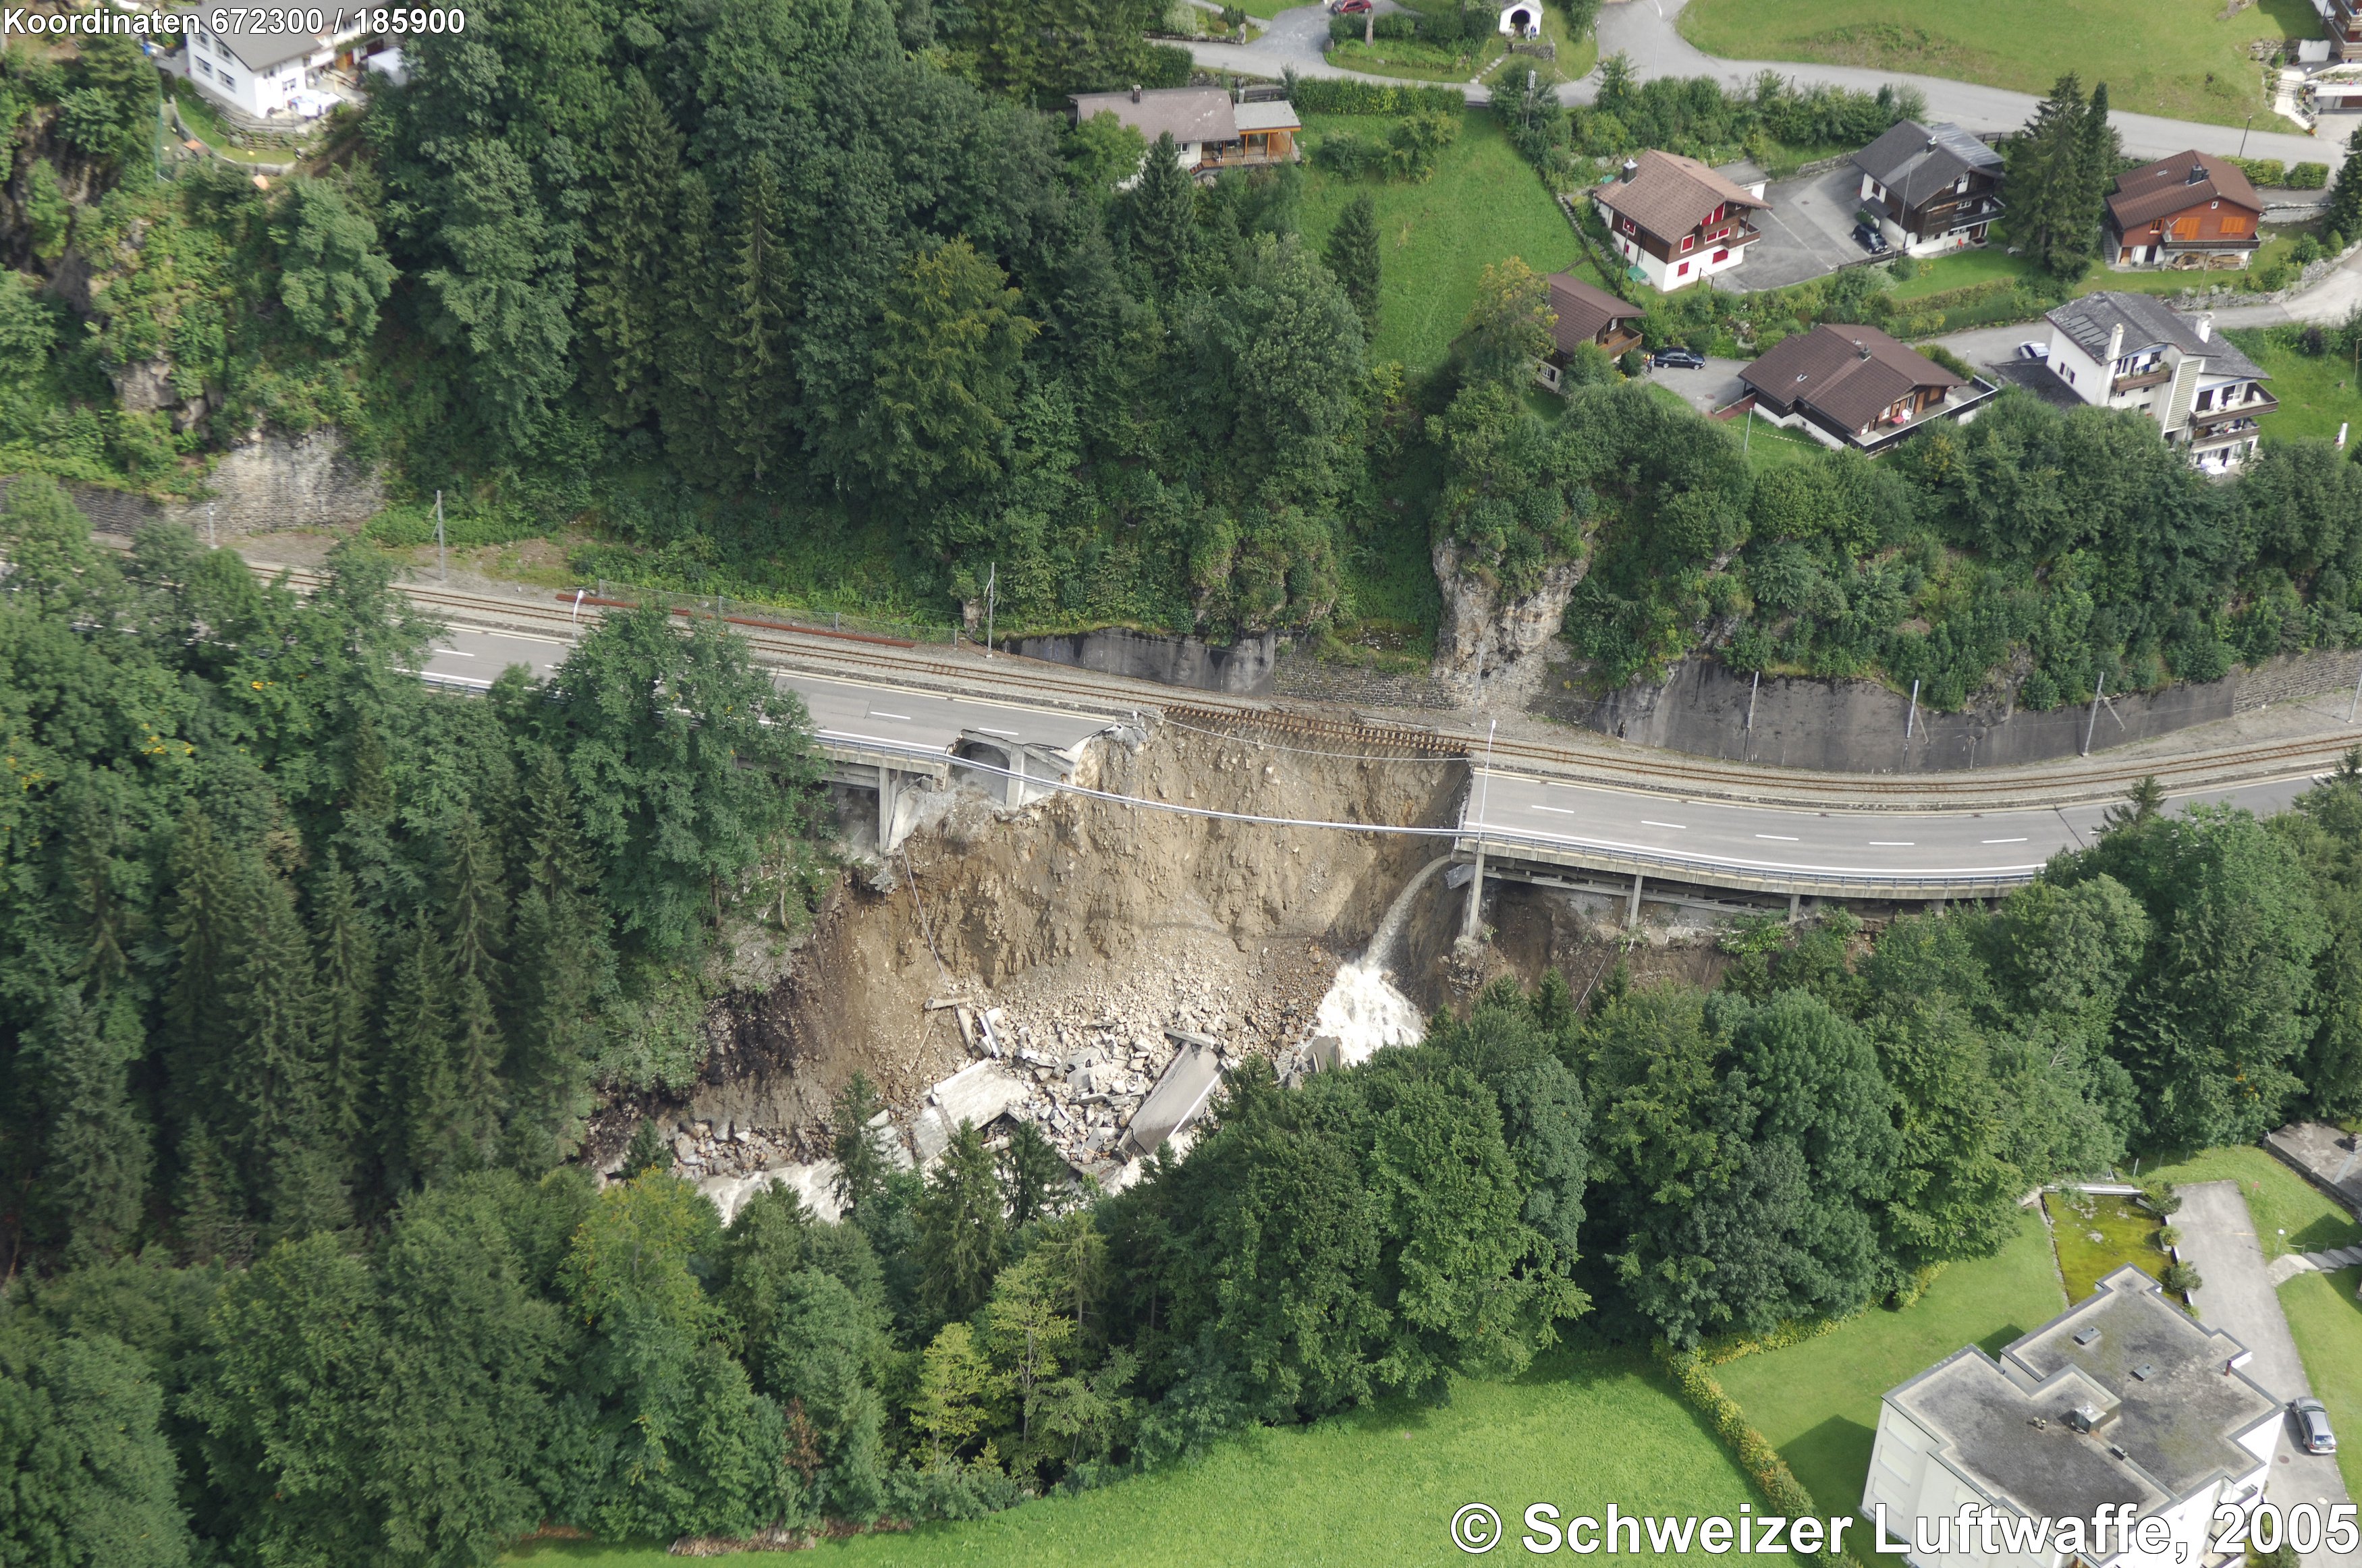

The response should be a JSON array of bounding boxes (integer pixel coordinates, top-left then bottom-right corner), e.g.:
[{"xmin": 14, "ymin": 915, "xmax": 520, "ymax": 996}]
[
  {"xmin": 1283, "ymin": 72, "xmax": 1466, "ymax": 116},
  {"xmin": 1658, "ymin": 1344, "xmax": 1855, "ymax": 1567},
  {"xmin": 2224, "ymin": 155, "xmax": 2329, "ymax": 190}
]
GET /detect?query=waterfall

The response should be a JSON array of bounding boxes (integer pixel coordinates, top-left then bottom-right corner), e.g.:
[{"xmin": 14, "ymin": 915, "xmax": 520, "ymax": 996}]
[{"xmin": 1309, "ymin": 855, "xmax": 1454, "ymax": 1066}]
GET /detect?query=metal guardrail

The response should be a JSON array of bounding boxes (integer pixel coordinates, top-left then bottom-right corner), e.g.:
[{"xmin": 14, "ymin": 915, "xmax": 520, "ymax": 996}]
[{"xmin": 1458, "ymin": 827, "xmax": 2041, "ymax": 898}]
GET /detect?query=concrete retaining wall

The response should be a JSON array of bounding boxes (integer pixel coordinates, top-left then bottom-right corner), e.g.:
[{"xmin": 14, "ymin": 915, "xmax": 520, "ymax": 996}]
[
  {"xmin": 1011, "ymin": 627, "xmax": 1278, "ymax": 696},
  {"xmin": 1552, "ymin": 648, "xmax": 2362, "ymax": 772}
]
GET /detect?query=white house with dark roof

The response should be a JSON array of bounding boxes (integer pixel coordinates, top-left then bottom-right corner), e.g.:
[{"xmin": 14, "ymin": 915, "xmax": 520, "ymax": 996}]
[
  {"xmin": 1865, "ymin": 1266, "xmax": 2278, "ymax": 1568},
  {"xmin": 180, "ymin": 10, "xmax": 375, "ymax": 120},
  {"xmin": 2043, "ymin": 292, "xmax": 2274, "ymax": 472},
  {"xmin": 1592, "ymin": 149, "xmax": 1769, "ymax": 292}
]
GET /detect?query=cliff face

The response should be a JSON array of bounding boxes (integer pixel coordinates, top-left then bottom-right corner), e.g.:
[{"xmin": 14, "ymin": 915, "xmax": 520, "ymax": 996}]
[
  {"xmin": 5, "ymin": 427, "xmax": 385, "ymax": 538},
  {"xmin": 1428, "ymin": 536, "xmax": 1586, "ymax": 708}
]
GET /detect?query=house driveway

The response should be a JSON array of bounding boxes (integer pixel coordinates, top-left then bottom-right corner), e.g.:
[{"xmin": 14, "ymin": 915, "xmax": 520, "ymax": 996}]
[
  {"xmin": 1643, "ymin": 356, "xmax": 1748, "ymax": 414},
  {"xmin": 2177, "ymin": 1179, "xmax": 2361, "ymax": 1568},
  {"xmin": 1720, "ymin": 165, "xmax": 1879, "ymax": 293}
]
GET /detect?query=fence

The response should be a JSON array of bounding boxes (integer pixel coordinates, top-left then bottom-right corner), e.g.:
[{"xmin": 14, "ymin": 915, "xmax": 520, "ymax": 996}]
[{"xmin": 563, "ymin": 580, "xmax": 958, "ymax": 646}]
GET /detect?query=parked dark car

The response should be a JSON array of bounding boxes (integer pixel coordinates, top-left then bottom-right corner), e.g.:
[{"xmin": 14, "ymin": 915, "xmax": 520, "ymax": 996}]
[
  {"xmin": 1852, "ymin": 222, "xmax": 1890, "ymax": 255},
  {"xmin": 1651, "ymin": 347, "xmax": 1707, "ymax": 370},
  {"xmin": 2293, "ymin": 1397, "xmax": 2336, "ymax": 1455}
]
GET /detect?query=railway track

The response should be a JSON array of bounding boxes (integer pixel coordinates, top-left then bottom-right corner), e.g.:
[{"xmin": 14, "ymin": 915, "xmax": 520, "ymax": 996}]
[{"xmin": 281, "ymin": 567, "xmax": 2362, "ymax": 811}]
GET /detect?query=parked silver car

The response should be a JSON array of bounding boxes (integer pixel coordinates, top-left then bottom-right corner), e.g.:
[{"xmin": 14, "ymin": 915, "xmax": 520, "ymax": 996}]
[{"xmin": 2292, "ymin": 1397, "xmax": 2336, "ymax": 1455}]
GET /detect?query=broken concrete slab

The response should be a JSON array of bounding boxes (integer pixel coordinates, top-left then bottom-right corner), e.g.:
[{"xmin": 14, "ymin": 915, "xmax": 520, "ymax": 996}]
[
  {"xmin": 910, "ymin": 1057, "xmax": 1032, "ymax": 1167},
  {"xmin": 1120, "ymin": 1038, "xmax": 1222, "ymax": 1163}
]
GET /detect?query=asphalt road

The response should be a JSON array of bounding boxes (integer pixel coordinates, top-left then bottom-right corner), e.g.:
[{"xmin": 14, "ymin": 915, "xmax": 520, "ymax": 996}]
[
  {"xmin": 1189, "ymin": 0, "xmax": 2330, "ymax": 163},
  {"xmin": 417, "ymin": 625, "xmax": 1114, "ymax": 762},
  {"xmin": 2177, "ymin": 1181, "xmax": 2361, "ymax": 1568},
  {"xmin": 1464, "ymin": 766, "xmax": 2324, "ymax": 883}
]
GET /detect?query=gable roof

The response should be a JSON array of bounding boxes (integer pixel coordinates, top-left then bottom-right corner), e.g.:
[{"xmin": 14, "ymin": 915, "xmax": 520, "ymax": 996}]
[
  {"xmin": 2108, "ymin": 150, "xmax": 2263, "ymax": 229},
  {"xmin": 1739, "ymin": 323, "xmax": 1965, "ymax": 430},
  {"xmin": 1593, "ymin": 149, "xmax": 1767, "ymax": 240},
  {"xmin": 1851, "ymin": 121, "xmax": 2003, "ymax": 208},
  {"xmin": 1070, "ymin": 88, "xmax": 1239, "ymax": 145},
  {"xmin": 1545, "ymin": 271, "xmax": 1642, "ymax": 356},
  {"xmin": 2045, "ymin": 291, "xmax": 2267, "ymax": 380}
]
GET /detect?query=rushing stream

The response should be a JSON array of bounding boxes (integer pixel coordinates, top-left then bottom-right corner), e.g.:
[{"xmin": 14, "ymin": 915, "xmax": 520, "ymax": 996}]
[{"xmin": 1308, "ymin": 853, "xmax": 1454, "ymax": 1065}]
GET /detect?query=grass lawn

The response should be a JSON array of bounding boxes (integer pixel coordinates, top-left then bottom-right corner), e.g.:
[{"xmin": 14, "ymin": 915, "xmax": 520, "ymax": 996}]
[
  {"xmin": 1298, "ymin": 110, "xmax": 1579, "ymax": 374},
  {"xmin": 1674, "ymin": 0, "xmax": 2312, "ymax": 130},
  {"xmin": 503, "ymin": 1351, "xmax": 1806, "ymax": 1568},
  {"xmin": 2280, "ymin": 1266, "xmax": 2362, "ymax": 1502},
  {"xmin": 1712, "ymin": 1210, "xmax": 2066, "ymax": 1523},
  {"xmin": 2044, "ymin": 1188, "xmax": 2168, "ymax": 1301},
  {"xmin": 2144, "ymin": 1145, "xmax": 2362, "ymax": 1260},
  {"xmin": 2220, "ymin": 326, "xmax": 2362, "ymax": 447},
  {"xmin": 1327, "ymin": 33, "xmax": 1507, "ymax": 83},
  {"xmin": 1733, "ymin": 410, "xmax": 1830, "ymax": 473}
]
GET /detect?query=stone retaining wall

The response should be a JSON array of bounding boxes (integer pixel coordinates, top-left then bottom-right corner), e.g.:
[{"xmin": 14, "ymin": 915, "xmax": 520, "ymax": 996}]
[{"xmin": 3, "ymin": 429, "xmax": 383, "ymax": 540}]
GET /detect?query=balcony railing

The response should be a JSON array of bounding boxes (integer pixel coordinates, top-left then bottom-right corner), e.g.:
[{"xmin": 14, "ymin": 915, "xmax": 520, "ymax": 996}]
[
  {"xmin": 2112, "ymin": 365, "xmax": 2174, "ymax": 394},
  {"xmin": 2188, "ymin": 421, "xmax": 2262, "ymax": 449},
  {"xmin": 2189, "ymin": 389, "xmax": 2278, "ymax": 428}
]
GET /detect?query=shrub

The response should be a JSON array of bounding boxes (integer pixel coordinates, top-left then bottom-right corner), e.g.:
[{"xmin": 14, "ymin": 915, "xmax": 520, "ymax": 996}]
[
  {"xmin": 2289, "ymin": 161, "xmax": 2330, "ymax": 188},
  {"xmin": 2292, "ymin": 232, "xmax": 2323, "ymax": 266},
  {"xmin": 1887, "ymin": 254, "xmax": 1919, "ymax": 281},
  {"xmin": 2242, "ymin": 157, "xmax": 2287, "ymax": 188},
  {"xmin": 1921, "ymin": 343, "xmax": 1972, "ymax": 380},
  {"xmin": 2137, "ymin": 1178, "xmax": 2182, "ymax": 1217},
  {"xmin": 1284, "ymin": 72, "xmax": 1465, "ymax": 115},
  {"xmin": 2020, "ymin": 669, "xmax": 2060, "ymax": 710},
  {"xmin": 2155, "ymin": 1224, "xmax": 2181, "ymax": 1251},
  {"xmin": 1618, "ymin": 347, "xmax": 1646, "ymax": 376},
  {"xmin": 2160, "ymin": 1261, "xmax": 2203, "ymax": 1295},
  {"xmin": 1659, "ymin": 1347, "xmax": 1842, "ymax": 1565}
]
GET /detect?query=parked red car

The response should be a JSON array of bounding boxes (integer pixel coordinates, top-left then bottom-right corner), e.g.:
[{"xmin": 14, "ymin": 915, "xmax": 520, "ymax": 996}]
[{"xmin": 1331, "ymin": 1, "xmax": 1372, "ymax": 15}]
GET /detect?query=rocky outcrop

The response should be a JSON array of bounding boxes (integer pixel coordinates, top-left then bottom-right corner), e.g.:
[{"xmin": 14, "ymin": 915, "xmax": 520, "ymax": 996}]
[
  {"xmin": 1429, "ymin": 536, "xmax": 1585, "ymax": 708},
  {"xmin": 7, "ymin": 426, "xmax": 385, "ymax": 539}
]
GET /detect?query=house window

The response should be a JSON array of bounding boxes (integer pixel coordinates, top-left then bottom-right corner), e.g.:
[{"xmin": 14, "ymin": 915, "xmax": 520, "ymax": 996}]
[
  {"xmin": 1620, "ymin": 217, "xmax": 1635, "ymax": 233},
  {"xmin": 196, "ymin": 57, "xmax": 213, "ymax": 77},
  {"xmin": 1711, "ymin": 248, "xmax": 1728, "ymax": 263},
  {"xmin": 1680, "ymin": 235, "xmax": 1694, "ymax": 253},
  {"xmin": 1710, "ymin": 203, "xmax": 1723, "ymax": 223},
  {"xmin": 1677, "ymin": 260, "xmax": 1690, "ymax": 277}
]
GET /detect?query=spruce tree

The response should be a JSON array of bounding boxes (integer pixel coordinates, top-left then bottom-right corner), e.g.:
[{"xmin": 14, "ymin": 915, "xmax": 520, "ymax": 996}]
[
  {"xmin": 30, "ymin": 989, "xmax": 152, "ymax": 1266},
  {"xmin": 721, "ymin": 152, "xmax": 796, "ymax": 483},
  {"xmin": 829, "ymin": 1073, "xmax": 891, "ymax": 1214},
  {"xmin": 176, "ymin": 1121, "xmax": 250, "ymax": 1264},
  {"xmin": 161, "ymin": 809, "xmax": 242, "ymax": 1132},
  {"xmin": 914, "ymin": 1121, "xmax": 1010, "ymax": 1322},
  {"xmin": 1324, "ymin": 192, "xmax": 1381, "ymax": 337},
  {"xmin": 999, "ymin": 1119, "xmax": 1068, "ymax": 1228},
  {"xmin": 1125, "ymin": 132, "xmax": 1197, "ymax": 296},
  {"xmin": 503, "ymin": 751, "xmax": 607, "ymax": 1171},
  {"xmin": 378, "ymin": 912, "xmax": 458, "ymax": 1190},
  {"xmin": 581, "ymin": 70, "xmax": 683, "ymax": 428},
  {"xmin": 2072, "ymin": 82, "xmax": 2119, "ymax": 273},
  {"xmin": 440, "ymin": 811, "xmax": 509, "ymax": 1171},
  {"xmin": 312, "ymin": 856, "xmax": 377, "ymax": 1143},
  {"xmin": 2326, "ymin": 125, "xmax": 2362, "ymax": 249},
  {"xmin": 2010, "ymin": 74, "xmax": 2104, "ymax": 278},
  {"xmin": 657, "ymin": 171, "xmax": 726, "ymax": 474},
  {"xmin": 221, "ymin": 872, "xmax": 325, "ymax": 1173}
]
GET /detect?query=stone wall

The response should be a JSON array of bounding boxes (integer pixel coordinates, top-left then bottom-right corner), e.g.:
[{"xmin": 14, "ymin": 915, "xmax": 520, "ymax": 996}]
[
  {"xmin": 1010, "ymin": 626, "xmax": 1279, "ymax": 695},
  {"xmin": 1546, "ymin": 648, "xmax": 2362, "ymax": 772},
  {"xmin": 5, "ymin": 428, "xmax": 383, "ymax": 540}
]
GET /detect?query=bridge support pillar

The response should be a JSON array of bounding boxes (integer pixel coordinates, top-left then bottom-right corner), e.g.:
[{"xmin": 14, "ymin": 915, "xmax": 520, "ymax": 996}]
[
  {"xmin": 1006, "ymin": 748, "xmax": 1026, "ymax": 808},
  {"xmin": 1462, "ymin": 843, "xmax": 1486, "ymax": 939},
  {"xmin": 878, "ymin": 764, "xmax": 903, "ymax": 853},
  {"xmin": 1626, "ymin": 872, "xmax": 1643, "ymax": 929},
  {"xmin": 1789, "ymin": 891, "xmax": 1801, "ymax": 924}
]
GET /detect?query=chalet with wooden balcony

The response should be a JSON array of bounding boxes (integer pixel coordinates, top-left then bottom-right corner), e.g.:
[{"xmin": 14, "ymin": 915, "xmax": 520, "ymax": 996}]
[
  {"xmin": 2317, "ymin": 0, "xmax": 2362, "ymax": 63},
  {"xmin": 1592, "ymin": 150, "xmax": 1768, "ymax": 293},
  {"xmin": 1533, "ymin": 271, "xmax": 1645, "ymax": 390},
  {"xmin": 1737, "ymin": 323, "xmax": 1987, "ymax": 453},
  {"xmin": 1069, "ymin": 86, "xmax": 1300, "ymax": 181},
  {"xmin": 2104, "ymin": 151, "xmax": 2263, "ymax": 270},
  {"xmin": 1850, "ymin": 121, "xmax": 2004, "ymax": 257},
  {"xmin": 2043, "ymin": 292, "xmax": 2274, "ymax": 472}
]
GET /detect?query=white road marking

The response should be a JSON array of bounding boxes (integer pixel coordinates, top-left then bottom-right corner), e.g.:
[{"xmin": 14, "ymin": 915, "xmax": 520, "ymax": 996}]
[
  {"xmin": 1755, "ymin": 833, "xmax": 1799, "ymax": 841},
  {"xmin": 869, "ymin": 710, "xmax": 912, "ymax": 722},
  {"xmin": 432, "ymin": 648, "xmax": 474, "ymax": 656},
  {"xmin": 1642, "ymin": 820, "xmax": 1686, "ymax": 830},
  {"xmin": 1531, "ymin": 804, "xmax": 1576, "ymax": 814},
  {"xmin": 1981, "ymin": 837, "xmax": 2028, "ymax": 844},
  {"xmin": 483, "ymin": 631, "xmax": 570, "ymax": 647},
  {"xmin": 1869, "ymin": 840, "xmax": 1915, "ymax": 847},
  {"xmin": 976, "ymin": 726, "xmax": 1020, "ymax": 737}
]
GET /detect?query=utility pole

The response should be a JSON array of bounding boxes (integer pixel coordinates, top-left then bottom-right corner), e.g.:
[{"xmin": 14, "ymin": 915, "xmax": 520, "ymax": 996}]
[
  {"xmin": 434, "ymin": 490, "xmax": 447, "ymax": 584},
  {"xmin": 2348, "ymin": 651, "xmax": 2362, "ymax": 723},
  {"xmin": 1905, "ymin": 677, "xmax": 1919, "ymax": 741},
  {"xmin": 2240, "ymin": 113, "xmax": 2255, "ymax": 157},
  {"xmin": 1464, "ymin": 718, "xmax": 1496, "ymax": 940},
  {"xmin": 2081, "ymin": 673, "xmax": 2106, "ymax": 757},
  {"xmin": 984, "ymin": 562, "xmax": 997, "ymax": 657}
]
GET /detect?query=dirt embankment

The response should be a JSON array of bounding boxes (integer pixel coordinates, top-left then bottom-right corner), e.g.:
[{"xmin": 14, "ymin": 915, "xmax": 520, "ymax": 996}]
[{"xmin": 680, "ymin": 721, "xmax": 1474, "ymax": 1162}]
